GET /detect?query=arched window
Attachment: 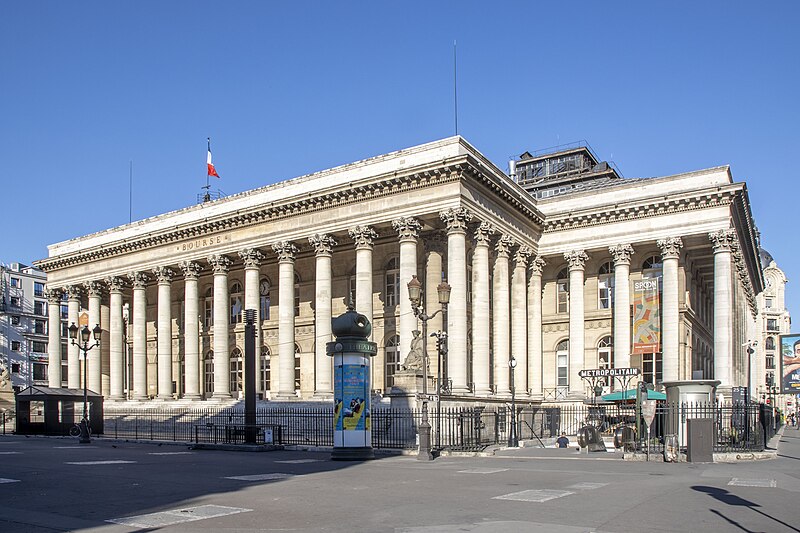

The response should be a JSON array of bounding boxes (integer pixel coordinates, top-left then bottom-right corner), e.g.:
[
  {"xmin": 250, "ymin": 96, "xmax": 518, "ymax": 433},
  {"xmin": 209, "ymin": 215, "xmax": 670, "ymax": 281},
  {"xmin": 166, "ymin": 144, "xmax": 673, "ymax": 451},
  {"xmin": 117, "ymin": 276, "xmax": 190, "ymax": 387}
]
[
  {"xmin": 598, "ymin": 262, "xmax": 614, "ymax": 309},
  {"xmin": 765, "ymin": 337, "xmax": 775, "ymax": 351},
  {"xmin": 204, "ymin": 287, "xmax": 213, "ymax": 329},
  {"xmin": 260, "ymin": 346, "xmax": 271, "ymax": 392},
  {"xmin": 385, "ymin": 257, "xmax": 399, "ymax": 307},
  {"xmin": 556, "ymin": 268, "xmax": 569, "ymax": 314},
  {"xmin": 642, "ymin": 255, "xmax": 663, "ymax": 279},
  {"xmin": 260, "ymin": 278, "xmax": 271, "ymax": 321},
  {"xmin": 294, "ymin": 344, "xmax": 302, "ymax": 391},
  {"xmin": 556, "ymin": 339, "xmax": 569, "ymax": 387},
  {"xmin": 385, "ymin": 335, "xmax": 400, "ymax": 389},
  {"xmin": 203, "ymin": 351, "xmax": 214, "ymax": 395},
  {"xmin": 230, "ymin": 281, "xmax": 243, "ymax": 324},
  {"xmin": 294, "ymin": 272, "xmax": 301, "ymax": 317},
  {"xmin": 348, "ymin": 266, "xmax": 356, "ymax": 307},
  {"xmin": 598, "ymin": 336, "xmax": 613, "ymax": 387},
  {"xmin": 230, "ymin": 347, "xmax": 243, "ymax": 392}
]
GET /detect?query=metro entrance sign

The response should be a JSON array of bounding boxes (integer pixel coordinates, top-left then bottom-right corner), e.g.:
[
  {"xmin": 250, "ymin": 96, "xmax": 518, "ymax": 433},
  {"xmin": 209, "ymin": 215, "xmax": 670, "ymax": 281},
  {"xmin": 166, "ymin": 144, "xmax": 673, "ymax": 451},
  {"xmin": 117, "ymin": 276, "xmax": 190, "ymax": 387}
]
[{"xmin": 579, "ymin": 368, "xmax": 640, "ymax": 378}]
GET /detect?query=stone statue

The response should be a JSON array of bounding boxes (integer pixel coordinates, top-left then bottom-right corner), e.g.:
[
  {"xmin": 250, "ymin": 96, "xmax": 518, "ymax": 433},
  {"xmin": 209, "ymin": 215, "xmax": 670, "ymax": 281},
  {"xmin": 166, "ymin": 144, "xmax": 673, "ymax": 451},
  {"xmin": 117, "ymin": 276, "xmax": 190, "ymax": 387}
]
[
  {"xmin": 0, "ymin": 367, "xmax": 10, "ymax": 391},
  {"xmin": 402, "ymin": 330, "xmax": 425, "ymax": 372}
]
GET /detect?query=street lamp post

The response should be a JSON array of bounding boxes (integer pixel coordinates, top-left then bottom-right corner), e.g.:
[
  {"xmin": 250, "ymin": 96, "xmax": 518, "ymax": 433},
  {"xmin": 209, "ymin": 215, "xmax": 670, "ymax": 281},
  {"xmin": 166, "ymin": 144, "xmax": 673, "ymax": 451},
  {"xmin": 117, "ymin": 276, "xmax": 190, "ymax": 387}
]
[
  {"xmin": 431, "ymin": 331, "xmax": 447, "ymax": 450},
  {"xmin": 68, "ymin": 322, "xmax": 101, "ymax": 444},
  {"xmin": 508, "ymin": 357, "xmax": 518, "ymax": 448},
  {"xmin": 407, "ymin": 275, "xmax": 450, "ymax": 461}
]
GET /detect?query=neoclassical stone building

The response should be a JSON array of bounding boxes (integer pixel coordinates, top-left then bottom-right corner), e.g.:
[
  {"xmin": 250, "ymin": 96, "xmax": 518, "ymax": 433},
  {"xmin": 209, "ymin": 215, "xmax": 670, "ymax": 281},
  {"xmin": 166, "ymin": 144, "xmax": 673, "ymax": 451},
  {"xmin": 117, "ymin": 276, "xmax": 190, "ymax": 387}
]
[{"xmin": 34, "ymin": 137, "xmax": 764, "ymax": 404}]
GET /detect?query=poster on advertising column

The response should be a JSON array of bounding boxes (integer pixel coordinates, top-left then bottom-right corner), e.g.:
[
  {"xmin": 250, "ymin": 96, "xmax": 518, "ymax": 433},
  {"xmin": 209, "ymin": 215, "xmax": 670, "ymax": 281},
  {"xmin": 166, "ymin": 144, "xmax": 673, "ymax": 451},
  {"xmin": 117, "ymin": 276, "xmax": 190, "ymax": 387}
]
[
  {"xmin": 780, "ymin": 333, "xmax": 800, "ymax": 394},
  {"xmin": 632, "ymin": 277, "xmax": 661, "ymax": 354},
  {"xmin": 333, "ymin": 362, "xmax": 370, "ymax": 431}
]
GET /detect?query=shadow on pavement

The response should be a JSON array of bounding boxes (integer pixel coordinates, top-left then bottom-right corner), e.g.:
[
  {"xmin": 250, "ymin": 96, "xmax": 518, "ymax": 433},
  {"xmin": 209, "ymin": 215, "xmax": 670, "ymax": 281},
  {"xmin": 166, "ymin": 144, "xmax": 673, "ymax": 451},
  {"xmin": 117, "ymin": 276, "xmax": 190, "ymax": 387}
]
[{"xmin": 693, "ymin": 485, "xmax": 800, "ymax": 533}]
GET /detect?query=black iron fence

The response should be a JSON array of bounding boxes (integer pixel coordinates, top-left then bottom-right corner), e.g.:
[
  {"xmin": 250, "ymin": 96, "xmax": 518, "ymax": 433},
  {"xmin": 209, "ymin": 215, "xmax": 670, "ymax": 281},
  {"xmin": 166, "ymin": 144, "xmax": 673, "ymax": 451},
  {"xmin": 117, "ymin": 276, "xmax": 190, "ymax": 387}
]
[{"xmin": 101, "ymin": 402, "xmax": 779, "ymax": 453}]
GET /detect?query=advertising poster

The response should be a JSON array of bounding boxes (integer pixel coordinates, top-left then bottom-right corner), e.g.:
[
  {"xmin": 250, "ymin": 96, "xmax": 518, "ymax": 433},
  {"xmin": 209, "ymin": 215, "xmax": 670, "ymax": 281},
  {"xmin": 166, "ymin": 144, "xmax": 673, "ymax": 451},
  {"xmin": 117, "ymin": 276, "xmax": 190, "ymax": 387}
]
[
  {"xmin": 333, "ymin": 363, "xmax": 370, "ymax": 431},
  {"xmin": 632, "ymin": 277, "xmax": 661, "ymax": 354},
  {"xmin": 780, "ymin": 333, "xmax": 800, "ymax": 394}
]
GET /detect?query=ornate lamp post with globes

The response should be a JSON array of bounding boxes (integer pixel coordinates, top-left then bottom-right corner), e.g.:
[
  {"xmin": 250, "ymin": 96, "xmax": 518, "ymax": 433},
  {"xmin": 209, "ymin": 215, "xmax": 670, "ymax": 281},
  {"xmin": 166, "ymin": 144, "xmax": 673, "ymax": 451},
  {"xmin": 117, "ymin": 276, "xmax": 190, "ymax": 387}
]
[
  {"xmin": 508, "ymin": 356, "xmax": 519, "ymax": 447},
  {"xmin": 68, "ymin": 322, "xmax": 101, "ymax": 444},
  {"xmin": 407, "ymin": 275, "xmax": 450, "ymax": 461}
]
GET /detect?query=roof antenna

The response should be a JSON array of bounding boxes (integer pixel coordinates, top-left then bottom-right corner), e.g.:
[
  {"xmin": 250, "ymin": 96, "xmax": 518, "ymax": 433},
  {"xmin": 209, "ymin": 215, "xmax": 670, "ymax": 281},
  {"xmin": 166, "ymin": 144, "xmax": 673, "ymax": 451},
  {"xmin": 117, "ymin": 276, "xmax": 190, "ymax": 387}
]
[{"xmin": 453, "ymin": 40, "xmax": 459, "ymax": 136}]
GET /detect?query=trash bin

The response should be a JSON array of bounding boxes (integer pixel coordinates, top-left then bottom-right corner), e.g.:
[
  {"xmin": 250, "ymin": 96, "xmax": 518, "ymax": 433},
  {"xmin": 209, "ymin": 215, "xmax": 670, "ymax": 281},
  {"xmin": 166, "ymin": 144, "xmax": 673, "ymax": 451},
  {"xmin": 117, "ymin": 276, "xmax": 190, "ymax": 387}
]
[{"xmin": 614, "ymin": 425, "xmax": 636, "ymax": 451}]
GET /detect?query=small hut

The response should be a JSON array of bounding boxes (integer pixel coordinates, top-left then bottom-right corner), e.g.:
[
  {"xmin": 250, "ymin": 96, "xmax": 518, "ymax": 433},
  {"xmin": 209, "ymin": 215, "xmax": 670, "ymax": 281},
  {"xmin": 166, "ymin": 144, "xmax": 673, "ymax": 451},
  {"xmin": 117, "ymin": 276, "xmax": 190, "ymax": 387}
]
[{"xmin": 15, "ymin": 386, "xmax": 103, "ymax": 436}]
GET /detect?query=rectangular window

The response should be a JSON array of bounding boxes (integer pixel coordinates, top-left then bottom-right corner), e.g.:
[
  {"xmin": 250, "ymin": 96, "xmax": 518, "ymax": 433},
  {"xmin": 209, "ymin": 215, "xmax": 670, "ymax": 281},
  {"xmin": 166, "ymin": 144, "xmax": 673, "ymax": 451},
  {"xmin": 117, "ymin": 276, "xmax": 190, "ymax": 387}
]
[
  {"xmin": 385, "ymin": 272, "xmax": 398, "ymax": 307},
  {"xmin": 642, "ymin": 353, "xmax": 663, "ymax": 385},
  {"xmin": 557, "ymin": 281, "xmax": 569, "ymax": 313},
  {"xmin": 60, "ymin": 304, "xmax": 68, "ymax": 319},
  {"xmin": 33, "ymin": 362, "xmax": 47, "ymax": 382},
  {"xmin": 230, "ymin": 295, "xmax": 243, "ymax": 324},
  {"xmin": 34, "ymin": 300, "xmax": 46, "ymax": 316},
  {"xmin": 204, "ymin": 299, "xmax": 213, "ymax": 329},
  {"xmin": 10, "ymin": 277, "xmax": 20, "ymax": 288},
  {"xmin": 61, "ymin": 322, "xmax": 69, "ymax": 337},
  {"xmin": 598, "ymin": 276, "xmax": 612, "ymax": 309},
  {"xmin": 35, "ymin": 319, "xmax": 46, "ymax": 335},
  {"xmin": 557, "ymin": 352, "xmax": 568, "ymax": 387},
  {"xmin": 766, "ymin": 355, "xmax": 775, "ymax": 370},
  {"xmin": 11, "ymin": 315, "xmax": 20, "ymax": 326},
  {"xmin": 10, "ymin": 296, "xmax": 20, "ymax": 308},
  {"xmin": 11, "ymin": 341, "xmax": 20, "ymax": 351},
  {"xmin": 11, "ymin": 363, "xmax": 20, "ymax": 373},
  {"xmin": 32, "ymin": 341, "xmax": 47, "ymax": 353},
  {"xmin": 260, "ymin": 294, "xmax": 270, "ymax": 321},
  {"xmin": 34, "ymin": 282, "xmax": 45, "ymax": 297},
  {"xmin": 767, "ymin": 319, "xmax": 778, "ymax": 332},
  {"xmin": 765, "ymin": 298, "xmax": 773, "ymax": 309}
]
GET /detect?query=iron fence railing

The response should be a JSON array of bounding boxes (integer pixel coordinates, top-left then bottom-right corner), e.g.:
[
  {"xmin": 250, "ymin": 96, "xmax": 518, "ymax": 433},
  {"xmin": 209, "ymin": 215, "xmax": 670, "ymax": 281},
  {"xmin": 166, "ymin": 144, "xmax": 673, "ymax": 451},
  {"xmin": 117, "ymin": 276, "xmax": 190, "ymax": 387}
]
[{"xmin": 100, "ymin": 402, "xmax": 780, "ymax": 453}]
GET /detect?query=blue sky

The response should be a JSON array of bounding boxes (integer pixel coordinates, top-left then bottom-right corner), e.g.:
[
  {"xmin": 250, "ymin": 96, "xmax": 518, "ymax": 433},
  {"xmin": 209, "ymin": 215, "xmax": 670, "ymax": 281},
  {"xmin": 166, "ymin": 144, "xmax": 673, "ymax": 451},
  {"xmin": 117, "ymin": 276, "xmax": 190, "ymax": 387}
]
[{"xmin": 1, "ymin": 2, "xmax": 797, "ymax": 319}]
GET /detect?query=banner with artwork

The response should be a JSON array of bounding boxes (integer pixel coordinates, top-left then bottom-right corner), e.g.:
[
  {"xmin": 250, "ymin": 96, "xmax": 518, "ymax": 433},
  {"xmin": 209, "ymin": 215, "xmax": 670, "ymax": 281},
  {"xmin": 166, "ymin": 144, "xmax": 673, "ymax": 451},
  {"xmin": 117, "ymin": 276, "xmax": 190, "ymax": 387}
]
[
  {"xmin": 780, "ymin": 333, "xmax": 800, "ymax": 394},
  {"xmin": 632, "ymin": 277, "xmax": 661, "ymax": 354}
]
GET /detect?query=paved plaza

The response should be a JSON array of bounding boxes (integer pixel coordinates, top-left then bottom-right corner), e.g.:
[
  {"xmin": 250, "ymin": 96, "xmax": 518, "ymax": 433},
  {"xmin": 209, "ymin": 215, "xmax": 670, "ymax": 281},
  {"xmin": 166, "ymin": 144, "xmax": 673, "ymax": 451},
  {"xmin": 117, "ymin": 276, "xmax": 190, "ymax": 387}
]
[{"xmin": 0, "ymin": 427, "xmax": 798, "ymax": 532}]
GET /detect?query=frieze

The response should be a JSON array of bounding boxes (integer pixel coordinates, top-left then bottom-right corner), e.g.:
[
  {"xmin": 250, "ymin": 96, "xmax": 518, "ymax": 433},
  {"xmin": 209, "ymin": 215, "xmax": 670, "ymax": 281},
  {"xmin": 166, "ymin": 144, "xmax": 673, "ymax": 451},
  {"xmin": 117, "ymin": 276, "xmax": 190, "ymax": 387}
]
[{"xmin": 175, "ymin": 234, "xmax": 232, "ymax": 253}]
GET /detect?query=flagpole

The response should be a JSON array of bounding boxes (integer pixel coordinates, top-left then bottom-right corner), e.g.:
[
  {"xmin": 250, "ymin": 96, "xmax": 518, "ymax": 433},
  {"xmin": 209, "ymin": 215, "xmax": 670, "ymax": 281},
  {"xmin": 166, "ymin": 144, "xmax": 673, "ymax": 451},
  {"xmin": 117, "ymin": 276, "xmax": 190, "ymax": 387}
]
[
  {"xmin": 454, "ymin": 40, "xmax": 458, "ymax": 136},
  {"xmin": 129, "ymin": 160, "xmax": 133, "ymax": 223},
  {"xmin": 203, "ymin": 137, "xmax": 211, "ymax": 202}
]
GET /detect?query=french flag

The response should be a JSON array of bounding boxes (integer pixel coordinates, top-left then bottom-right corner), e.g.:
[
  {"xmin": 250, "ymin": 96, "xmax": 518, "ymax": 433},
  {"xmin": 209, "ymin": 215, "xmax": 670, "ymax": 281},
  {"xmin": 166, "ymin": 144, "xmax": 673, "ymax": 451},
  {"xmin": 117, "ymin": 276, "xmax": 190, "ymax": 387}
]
[{"xmin": 207, "ymin": 138, "xmax": 220, "ymax": 178}]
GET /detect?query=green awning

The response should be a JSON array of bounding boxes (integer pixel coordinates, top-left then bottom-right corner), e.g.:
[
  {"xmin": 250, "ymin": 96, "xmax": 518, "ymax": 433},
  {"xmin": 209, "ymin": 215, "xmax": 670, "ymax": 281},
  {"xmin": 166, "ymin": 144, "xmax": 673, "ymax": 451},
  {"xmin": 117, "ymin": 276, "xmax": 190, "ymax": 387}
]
[{"xmin": 601, "ymin": 389, "xmax": 666, "ymax": 401}]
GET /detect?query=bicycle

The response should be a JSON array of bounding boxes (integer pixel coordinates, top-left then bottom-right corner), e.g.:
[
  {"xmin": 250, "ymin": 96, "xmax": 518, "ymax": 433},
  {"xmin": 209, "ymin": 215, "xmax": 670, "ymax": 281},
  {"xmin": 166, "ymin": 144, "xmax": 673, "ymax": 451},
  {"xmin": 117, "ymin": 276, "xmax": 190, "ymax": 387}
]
[{"xmin": 69, "ymin": 419, "xmax": 91, "ymax": 438}]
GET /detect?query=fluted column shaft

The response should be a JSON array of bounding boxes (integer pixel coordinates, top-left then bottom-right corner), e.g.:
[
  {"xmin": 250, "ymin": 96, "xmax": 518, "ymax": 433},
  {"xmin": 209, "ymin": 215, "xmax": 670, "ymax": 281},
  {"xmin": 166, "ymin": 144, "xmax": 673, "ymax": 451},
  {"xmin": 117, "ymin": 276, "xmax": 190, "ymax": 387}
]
[
  {"xmin": 528, "ymin": 257, "xmax": 545, "ymax": 398},
  {"xmin": 153, "ymin": 267, "xmax": 174, "ymax": 399},
  {"xmin": 208, "ymin": 255, "xmax": 232, "ymax": 397},
  {"xmin": 472, "ymin": 223, "xmax": 493, "ymax": 395},
  {"xmin": 129, "ymin": 273, "xmax": 149, "ymax": 400},
  {"xmin": 424, "ymin": 236, "xmax": 445, "ymax": 359},
  {"xmin": 393, "ymin": 218, "xmax": 421, "ymax": 362},
  {"xmin": 492, "ymin": 237, "xmax": 512, "ymax": 396},
  {"xmin": 66, "ymin": 287, "xmax": 81, "ymax": 389},
  {"xmin": 46, "ymin": 289, "xmax": 63, "ymax": 388},
  {"xmin": 511, "ymin": 247, "xmax": 530, "ymax": 396},
  {"xmin": 710, "ymin": 230, "xmax": 735, "ymax": 387},
  {"xmin": 107, "ymin": 278, "xmax": 125, "ymax": 400},
  {"xmin": 310, "ymin": 235, "xmax": 336, "ymax": 397},
  {"xmin": 274, "ymin": 242, "xmax": 298, "ymax": 398},
  {"xmin": 566, "ymin": 250, "xmax": 589, "ymax": 395},
  {"xmin": 610, "ymin": 244, "xmax": 634, "ymax": 371},
  {"xmin": 442, "ymin": 208, "xmax": 471, "ymax": 394},
  {"xmin": 86, "ymin": 282, "xmax": 103, "ymax": 395},
  {"xmin": 658, "ymin": 237, "xmax": 683, "ymax": 383},
  {"xmin": 180, "ymin": 262, "xmax": 202, "ymax": 399}
]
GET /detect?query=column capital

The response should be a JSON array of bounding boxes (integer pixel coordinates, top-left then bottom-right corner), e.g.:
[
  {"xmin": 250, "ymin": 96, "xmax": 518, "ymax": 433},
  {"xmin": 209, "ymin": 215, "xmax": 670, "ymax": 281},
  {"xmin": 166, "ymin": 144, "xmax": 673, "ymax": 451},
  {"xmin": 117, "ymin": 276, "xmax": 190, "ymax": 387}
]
[
  {"xmin": 271, "ymin": 241, "xmax": 298, "ymax": 263},
  {"xmin": 529, "ymin": 255, "xmax": 547, "ymax": 276},
  {"xmin": 656, "ymin": 236, "xmax": 683, "ymax": 260},
  {"xmin": 495, "ymin": 235, "xmax": 514, "ymax": 258},
  {"xmin": 474, "ymin": 221, "xmax": 495, "ymax": 246},
  {"xmin": 46, "ymin": 287, "xmax": 64, "ymax": 304},
  {"xmin": 84, "ymin": 280, "xmax": 104, "ymax": 297},
  {"xmin": 440, "ymin": 207, "xmax": 472, "ymax": 233},
  {"xmin": 179, "ymin": 260, "xmax": 203, "ymax": 280},
  {"xmin": 309, "ymin": 234, "xmax": 337, "ymax": 257},
  {"xmin": 709, "ymin": 229, "xmax": 737, "ymax": 253},
  {"xmin": 207, "ymin": 254, "xmax": 233, "ymax": 274},
  {"xmin": 65, "ymin": 284, "xmax": 84, "ymax": 300},
  {"xmin": 348, "ymin": 225, "xmax": 377, "ymax": 249},
  {"xmin": 609, "ymin": 243, "xmax": 635, "ymax": 265},
  {"xmin": 238, "ymin": 248, "xmax": 264, "ymax": 268},
  {"xmin": 152, "ymin": 266, "xmax": 175, "ymax": 284},
  {"xmin": 564, "ymin": 250, "xmax": 589, "ymax": 271},
  {"xmin": 514, "ymin": 246, "xmax": 532, "ymax": 266},
  {"xmin": 128, "ymin": 271, "xmax": 149, "ymax": 289},
  {"xmin": 392, "ymin": 216, "xmax": 421, "ymax": 242},
  {"xmin": 105, "ymin": 276, "xmax": 127, "ymax": 293}
]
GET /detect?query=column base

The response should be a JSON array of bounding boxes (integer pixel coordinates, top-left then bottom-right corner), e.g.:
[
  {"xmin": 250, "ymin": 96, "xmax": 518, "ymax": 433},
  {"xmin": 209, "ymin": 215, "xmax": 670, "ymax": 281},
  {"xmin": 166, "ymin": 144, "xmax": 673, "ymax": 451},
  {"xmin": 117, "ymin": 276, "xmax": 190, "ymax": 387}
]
[
  {"xmin": 451, "ymin": 386, "xmax": 472, "ymax": 396},
  {"xmin": 473, "ymin": 387, "xmax": 492, "ymax": 398},
  {"xmin": 183, "ymin": 394, "xmax": 202, "ymax": 401},
  {"xmin": 312, "ymin": 391, "xmax": 334, "ymax": 400},
  {"xmin": 272, "ymin": 392, "xmax": 297, "ymax": 401}
]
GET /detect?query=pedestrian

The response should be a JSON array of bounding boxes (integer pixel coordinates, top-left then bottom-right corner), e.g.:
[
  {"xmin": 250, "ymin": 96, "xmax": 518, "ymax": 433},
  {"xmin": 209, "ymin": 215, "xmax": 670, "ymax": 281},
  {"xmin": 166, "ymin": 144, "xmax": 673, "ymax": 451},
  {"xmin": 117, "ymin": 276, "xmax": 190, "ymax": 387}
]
[{"xmin": 556, "ymin": 432, "xmax": 569, "ymax": 448}]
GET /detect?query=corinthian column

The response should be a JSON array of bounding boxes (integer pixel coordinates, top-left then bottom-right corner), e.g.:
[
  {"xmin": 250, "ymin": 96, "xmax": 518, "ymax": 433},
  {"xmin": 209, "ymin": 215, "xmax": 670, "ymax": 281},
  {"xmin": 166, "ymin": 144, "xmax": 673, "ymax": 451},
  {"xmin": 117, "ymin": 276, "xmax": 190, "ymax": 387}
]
[
  {"xmin": 710, "ymin": 229, "xmax": 736, "ymax": 388},
  {"xmin": 66, "ymin": 285, "xmax": 82, "ymax": 389},
  {"xmin": 179, "ymin": 261, "xmax": 202, "ymax": 399},
  {"xmin": 152, "ymin": 266, "xmax": 174, "ymax": 400},
  {"xmin": 392, "ymin": 217, "xmax": 421, "ymax": 361},
  {"xmin": 309, "ymin": 234, "xmax": 336, "ymax": 397},
  {"xmin": 657, "ymin": 237, "xmax": 683, "ymax": 383},
  {"xmin": 127, "ymin": 272, "xmax": 149, "ymax": 400},
  {"xmin": 105, "ymin": 276, "xmax": 126, "ymax": 400},
  {"xmin": 46, "ymin": 287, "xmax": 63, "ymax": 388},
  {"xmin": 565, "ymin": 250, "xmax": 589, "ymax": 395},
  {"xmin": 348, "ymin": 226, "xmax": 377, "ymax": 334},
  {"xmin": 85, "ymin": 281, "xmax": 104, "ymax": 395},
  {"xmin": 493, "ymin": 235, "xmax": 513, "ymax": 396},
  {"xmin": 208, "ymin": 254, "xmax": 232, "ymax": 397},
  {"xmin": 273, "ymin": 242, "xmax": 298, "ymax": 399},
  {"xmin": 472, "ymin": 222, "xmax": 494, "ymax": 396},
  {"xmin": 511, "ymin": 246, "xmax": 530, "ymax": 396},
  {"xmin": 239, "ymin": 248, "xmax": 263, "ymax": 399},
  {"xmin": 609, "ymin": 244, "xmax": 634, "ymax": 370},
  {"xmin": 528, "ymin": 256, "xmax": 546, "ymax": 398},
  {"xmin": 441, "ymin": 207, "xmax": 472, "ymax": 394}
]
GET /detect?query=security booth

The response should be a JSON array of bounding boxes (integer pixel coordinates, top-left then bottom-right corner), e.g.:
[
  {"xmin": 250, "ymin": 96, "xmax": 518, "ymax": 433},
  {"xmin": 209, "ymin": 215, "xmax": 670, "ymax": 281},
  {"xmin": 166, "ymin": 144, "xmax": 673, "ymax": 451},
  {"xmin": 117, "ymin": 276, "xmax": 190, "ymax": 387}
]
[
  {"xmin": 327, "ymin": 306, "xmax": 377, "ymax": 461},
  {"xmin": 15, "ymin": 386, "xmax": 103, "ymax": 436}
]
